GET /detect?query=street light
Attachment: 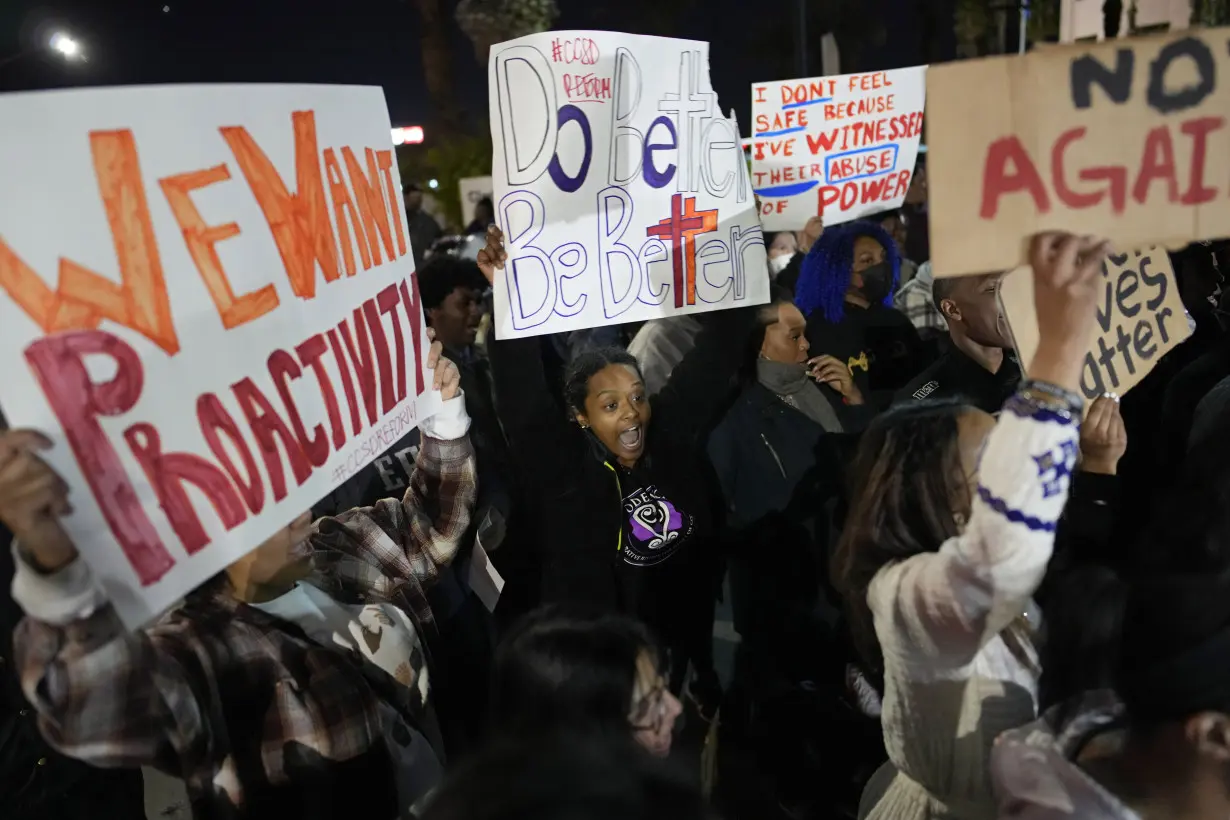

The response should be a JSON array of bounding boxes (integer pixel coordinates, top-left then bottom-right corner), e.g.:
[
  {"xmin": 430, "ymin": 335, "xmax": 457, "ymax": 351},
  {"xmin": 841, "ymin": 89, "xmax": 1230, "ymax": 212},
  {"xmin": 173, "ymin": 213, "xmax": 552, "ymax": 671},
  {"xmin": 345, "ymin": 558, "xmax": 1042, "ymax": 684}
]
[
  {"xmin": 0, "ymin": 28, "xmax": 86, "ymax": 71},
  {"xmin": 49, "ymin": 32, "xmax": 83, "ymax": 60}
]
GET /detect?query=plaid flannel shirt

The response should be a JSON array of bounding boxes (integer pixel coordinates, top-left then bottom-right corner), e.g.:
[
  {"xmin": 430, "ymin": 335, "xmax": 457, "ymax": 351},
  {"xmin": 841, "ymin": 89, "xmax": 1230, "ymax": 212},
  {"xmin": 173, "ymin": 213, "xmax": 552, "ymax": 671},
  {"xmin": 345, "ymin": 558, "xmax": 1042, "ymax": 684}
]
[
  {"xmin": 12, "ymin": 398, "xmax": 476, "ymax": 819},
  {"xmin": 894, "ymin": 260, "xmax": 946, "ymax": 334}
]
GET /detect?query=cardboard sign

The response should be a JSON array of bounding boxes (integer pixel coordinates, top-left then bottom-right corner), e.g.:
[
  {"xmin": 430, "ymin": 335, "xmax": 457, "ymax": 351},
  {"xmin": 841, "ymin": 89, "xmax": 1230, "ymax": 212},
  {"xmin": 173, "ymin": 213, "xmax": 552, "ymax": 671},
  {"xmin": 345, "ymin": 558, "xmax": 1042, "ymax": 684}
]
[
  {"xmin": 1000, "ymin": 247, "xmax": 1191, "ymax": 401},
  {"xmin": 459, "ymin": 175, "xmax": 493, "ymax": 227},
  {"xmin": 488, "ymin": 31, "xmax": 769, "ymax": 340},
  {"xmin": 928, "ymin": 28, "xmax": 1230, "ymax": 278},
  {"xmin": 751, "ymin": 67, "xmax": 927, "ymax": 230},
  {"xmin": 0, "ymin": 84, "xmax": 440, "ymax": 626}
]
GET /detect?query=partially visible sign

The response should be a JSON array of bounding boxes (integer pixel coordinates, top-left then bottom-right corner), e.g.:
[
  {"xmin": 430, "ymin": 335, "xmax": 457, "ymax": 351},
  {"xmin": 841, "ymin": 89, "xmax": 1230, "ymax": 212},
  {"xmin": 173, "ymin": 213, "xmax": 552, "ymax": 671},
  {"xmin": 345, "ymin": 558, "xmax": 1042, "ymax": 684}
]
[
  {"xmin": 751, "ymin": 67, "xmax": 926, "ymax": 230},
  {"xmin": 928, "ymin": 28, "xmax": 1230, "ymax": 278},
  {"xmin": 0, "ymin": 84, "xmax": 438, "ymax": 626},
  {"xmin": 1000, "ymin": 247, "xmax": 1191, "ymax": 401},
  {"xmin": 488, "ymin": 31, "xmax": 769, "ymax": 340}
]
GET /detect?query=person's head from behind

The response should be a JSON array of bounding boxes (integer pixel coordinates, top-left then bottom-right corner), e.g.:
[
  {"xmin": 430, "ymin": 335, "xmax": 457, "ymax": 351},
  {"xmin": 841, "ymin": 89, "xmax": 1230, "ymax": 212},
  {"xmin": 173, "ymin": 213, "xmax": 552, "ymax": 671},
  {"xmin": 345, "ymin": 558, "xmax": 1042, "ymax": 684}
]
[
  {"xmin": 877, "ymin": 209, "xmax": 909, "ymax": 257},
  {"xmin": 418, "ymin": 731, "xmax": 710, "ymax": 820},
  {"xmin": 404, "ymin": 182, "xmax": 424, "ymax": 213},
  {"xmin": 832, "ymin": 399, "xmax": 994, "ymax": 677},
  {"xmin": 932, "ymin": 272, "xmax": 1011, "ymax": 349},
  {"xmin": 492, "ymin": 607, "xmax": 682, "ymax": 757},
  {"xmin": 793, "ymin": 219, "xmax": 900, "ymax": 323},
  {"xmin": 1098, "ymin": 574, "xmax": 1230, "ymax": 816},
  {"xmin": 752, "ymin": 285, "xmax": 810, "ymax": 368},
  {"xmin": 564, "ymin": 347, "xmax": 651, "ymax": 468},
  {"xmin": 419, "ymin": 255, "xmax": 489, "ymax": 349}
]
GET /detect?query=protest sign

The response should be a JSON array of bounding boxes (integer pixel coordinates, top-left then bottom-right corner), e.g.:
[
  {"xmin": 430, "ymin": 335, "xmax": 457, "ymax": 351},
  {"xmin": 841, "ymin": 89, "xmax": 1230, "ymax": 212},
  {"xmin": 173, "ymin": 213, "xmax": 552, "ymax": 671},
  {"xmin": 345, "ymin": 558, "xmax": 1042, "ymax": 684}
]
[
  {"xmin": 928, "ymin": 27, "xmax": 1230, "ymax": 278},
  {"xmin": 0, "ymin": 84, "xmax": 439, "ymax": 626},
  {"xmin": 751, "ymin": 67, "xmax": 926, "ymax": 230},
  {"xmin": 999, "ymin": 247, "xmax": 1190, "ymax": 401},
  {"xmin": 488, "ymin": 31, "xmax": 769, "ymax": 339},
  {"xmin": 459, "ymin": 175, "xmax": 493, "ymax": 226}
]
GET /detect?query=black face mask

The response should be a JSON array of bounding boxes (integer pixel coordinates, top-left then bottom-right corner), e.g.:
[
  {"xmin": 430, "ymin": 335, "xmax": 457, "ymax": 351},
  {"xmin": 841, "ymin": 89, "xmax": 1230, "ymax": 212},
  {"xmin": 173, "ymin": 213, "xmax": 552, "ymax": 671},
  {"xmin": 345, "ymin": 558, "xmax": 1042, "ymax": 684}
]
[{"xmin": 857, "ymin": 261, "xmax": 894, "ymax": 304}]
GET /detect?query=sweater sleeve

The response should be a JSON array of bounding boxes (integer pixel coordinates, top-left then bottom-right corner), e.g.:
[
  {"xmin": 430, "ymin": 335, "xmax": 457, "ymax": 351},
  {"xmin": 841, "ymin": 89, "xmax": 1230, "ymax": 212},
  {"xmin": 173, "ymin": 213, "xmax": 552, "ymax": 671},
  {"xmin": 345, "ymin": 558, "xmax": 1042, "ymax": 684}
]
[{"xmin": 869, "ymin": 392, "xmax": 1080, "ymax": 669}]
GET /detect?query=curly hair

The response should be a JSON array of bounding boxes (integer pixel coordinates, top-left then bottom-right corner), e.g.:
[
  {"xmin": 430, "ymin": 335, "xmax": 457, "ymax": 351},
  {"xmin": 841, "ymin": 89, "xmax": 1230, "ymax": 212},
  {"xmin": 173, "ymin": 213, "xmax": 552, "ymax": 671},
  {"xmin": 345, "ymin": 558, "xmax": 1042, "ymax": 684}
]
[{"xmin": 793, "ymin": 219, "xmax": 900, "ymax": 324}]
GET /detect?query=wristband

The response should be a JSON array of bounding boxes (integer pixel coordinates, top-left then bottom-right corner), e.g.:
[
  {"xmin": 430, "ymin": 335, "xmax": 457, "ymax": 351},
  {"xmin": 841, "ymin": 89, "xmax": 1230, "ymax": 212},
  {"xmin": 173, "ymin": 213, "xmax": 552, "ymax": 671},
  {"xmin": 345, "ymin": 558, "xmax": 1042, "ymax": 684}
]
[{"xmin": 1011, "ymin": 379, "xmax": 1084, "ymax": 423}]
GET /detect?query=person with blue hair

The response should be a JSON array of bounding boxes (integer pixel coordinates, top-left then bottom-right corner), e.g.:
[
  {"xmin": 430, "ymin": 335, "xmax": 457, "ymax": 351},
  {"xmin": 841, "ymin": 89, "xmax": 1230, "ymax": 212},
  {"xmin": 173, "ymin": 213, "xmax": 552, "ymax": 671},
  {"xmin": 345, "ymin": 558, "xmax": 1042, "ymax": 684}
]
[{"xmin": 793, "ymin": 219, "xmax": 929, "ymax": 409}]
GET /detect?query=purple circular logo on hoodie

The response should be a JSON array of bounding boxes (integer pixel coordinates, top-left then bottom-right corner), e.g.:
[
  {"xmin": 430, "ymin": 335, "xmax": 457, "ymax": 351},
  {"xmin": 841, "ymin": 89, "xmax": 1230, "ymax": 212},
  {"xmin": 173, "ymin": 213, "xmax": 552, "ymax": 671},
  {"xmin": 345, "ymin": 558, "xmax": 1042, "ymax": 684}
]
[{"xmin": 621, "ymin": 485, "xmax": 693, "ymax": 567}]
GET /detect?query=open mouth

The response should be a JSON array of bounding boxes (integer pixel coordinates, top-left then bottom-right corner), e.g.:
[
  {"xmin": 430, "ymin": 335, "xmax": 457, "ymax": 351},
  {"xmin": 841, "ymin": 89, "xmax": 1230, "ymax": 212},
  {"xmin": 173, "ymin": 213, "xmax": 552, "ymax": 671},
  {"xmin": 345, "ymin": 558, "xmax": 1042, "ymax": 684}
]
[{"xmin": 618, "ymin": 425, "xmax": 644, "ymax": 451}]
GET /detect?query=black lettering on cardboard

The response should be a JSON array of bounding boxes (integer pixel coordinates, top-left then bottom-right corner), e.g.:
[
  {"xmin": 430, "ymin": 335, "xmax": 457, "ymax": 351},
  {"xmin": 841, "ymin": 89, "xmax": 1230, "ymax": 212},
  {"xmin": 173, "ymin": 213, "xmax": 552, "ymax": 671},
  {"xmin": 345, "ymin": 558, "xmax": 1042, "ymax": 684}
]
[
  {"xmin": 1115, "ymin": 269, "xmax": 1141, "ymax": 318},
  {"xmin": 1071, "ymin": 49, "xmax": 1134, "ymax": 109},
  {"xmin": 1147, "ymin": 37, "xmax": 1216, "ymax": 114},
  {"xmin": 1140, "ymin": 255, "xmax": 1167, "ymax": 310}
]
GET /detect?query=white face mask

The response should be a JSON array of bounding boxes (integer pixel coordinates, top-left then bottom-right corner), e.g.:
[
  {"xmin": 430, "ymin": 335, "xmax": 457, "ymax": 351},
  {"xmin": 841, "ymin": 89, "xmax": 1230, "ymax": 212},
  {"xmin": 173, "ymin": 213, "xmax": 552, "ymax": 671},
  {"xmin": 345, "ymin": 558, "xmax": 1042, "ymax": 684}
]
[{"xmin": 768, "ymin": 252, "xmax": 795, "ymax": 277}]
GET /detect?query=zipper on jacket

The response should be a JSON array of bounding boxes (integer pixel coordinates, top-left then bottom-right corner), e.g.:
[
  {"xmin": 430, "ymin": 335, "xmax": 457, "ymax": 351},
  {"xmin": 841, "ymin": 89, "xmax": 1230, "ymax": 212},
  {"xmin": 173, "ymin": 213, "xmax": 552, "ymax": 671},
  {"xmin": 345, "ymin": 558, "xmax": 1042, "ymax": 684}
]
[
  {"xmin": 760, "ymin": 433, "xmax": 787, "ymax": 479},
  {"xmin": 604, "ymin": 462, "xmax": 624, "ymax": 552}
]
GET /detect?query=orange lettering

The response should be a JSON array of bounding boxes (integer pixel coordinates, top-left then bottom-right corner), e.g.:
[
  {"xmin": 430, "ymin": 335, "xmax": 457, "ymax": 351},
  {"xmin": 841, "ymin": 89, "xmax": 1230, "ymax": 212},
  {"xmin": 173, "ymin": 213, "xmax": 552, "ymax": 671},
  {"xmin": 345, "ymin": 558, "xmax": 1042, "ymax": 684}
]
[
  {"xmin": 342, "ymin": 147, "xmax": 396, "ymax": 266},
  {"xmin": 221, "ymin": 110, "xmax": 340, "ymax": 301},
  {"xmin": 0, "ymin": 130, "xmax": 179, "ymax": 354},
  {"xmin": 376, "ymin": 150, "xmax": 408, "ymax": 258},
  {"xmin": 324, "ymin": 148, "xmax": 370, "ymax": 275},
  {"xmin": 159, "ymin": 164, "xmax": 280, "ymax": 329}
]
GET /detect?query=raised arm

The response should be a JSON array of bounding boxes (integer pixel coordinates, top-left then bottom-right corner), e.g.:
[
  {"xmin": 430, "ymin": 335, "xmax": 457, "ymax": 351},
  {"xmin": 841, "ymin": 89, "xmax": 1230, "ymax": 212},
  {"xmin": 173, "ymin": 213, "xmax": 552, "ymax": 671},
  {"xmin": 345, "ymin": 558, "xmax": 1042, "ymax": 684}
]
[
  {"xmin": 651, "ymin": 304, "xmax": 759, "ymax": 446},
  {"xmin": 1, "ymin": 434, "xmax": 208, "ymax": 774},
  {"xmin": 478, "ymin": 227, "xmax": 585, "ymax": 491},
  {"xmin": 311, "ymin": 341, "xmax": 477, "ymax": 589},
  {"xmin": 871, "ymin": 233, "xmax": 1110, "ymax": 668}
]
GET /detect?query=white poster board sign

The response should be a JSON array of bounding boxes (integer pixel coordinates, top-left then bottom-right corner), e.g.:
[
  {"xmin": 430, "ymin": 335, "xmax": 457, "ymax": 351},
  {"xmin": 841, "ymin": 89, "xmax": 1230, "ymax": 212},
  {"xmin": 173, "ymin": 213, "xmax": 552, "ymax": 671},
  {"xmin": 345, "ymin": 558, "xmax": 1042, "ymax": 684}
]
[
  {"xmin": 459, "ymin": 175, "xmax": 494, "ymax": 227},
  {"xmin": 488, "ymin": 31, "xmax": 769, "ymax": 339},
  {"xmin": 0, "ymin": 84, "xmax": 440, "ymax": 627},
  {"xmin": 751, "ymin": 67, "xmax": 927, "ymax": 230}
]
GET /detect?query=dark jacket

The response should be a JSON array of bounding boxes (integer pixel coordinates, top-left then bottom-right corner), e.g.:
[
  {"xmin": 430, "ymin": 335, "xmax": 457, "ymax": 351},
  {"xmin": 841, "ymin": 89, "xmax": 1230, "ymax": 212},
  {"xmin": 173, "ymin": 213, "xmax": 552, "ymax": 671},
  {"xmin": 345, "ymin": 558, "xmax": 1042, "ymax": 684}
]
[
  {"xmin": 804, "ymin": 303, "xmax": 929, "ymax": 410},
  {"xmin": 488, "ymin": 308, "xmax": 754, "ymax": 648},
  {"xmin": 2, "ymin": 525, "xmax": 144, "ymax": 820},
  {"xmin": 896, "ymin": 338, "xmax": 1023, "ymax": 413},
  {"xmin": 708, "ymin": 383, "xmax": 867, "ymax": 531},
  {"xmin": 707, "ymin": 384, "xmax": 867, "ymax": 657}
]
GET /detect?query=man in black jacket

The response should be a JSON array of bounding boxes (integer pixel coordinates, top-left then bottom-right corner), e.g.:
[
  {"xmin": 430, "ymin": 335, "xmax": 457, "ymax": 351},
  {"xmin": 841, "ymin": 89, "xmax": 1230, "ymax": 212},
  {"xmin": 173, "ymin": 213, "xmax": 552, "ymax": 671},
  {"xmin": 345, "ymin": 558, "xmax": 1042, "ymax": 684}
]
[
  {"xmin": 1, "ymin": 523, "xmax": 144, "ymax": 820},
  {"xmin": 897, "ymin": 272, "xmax": 1021, "ymax": 413}
]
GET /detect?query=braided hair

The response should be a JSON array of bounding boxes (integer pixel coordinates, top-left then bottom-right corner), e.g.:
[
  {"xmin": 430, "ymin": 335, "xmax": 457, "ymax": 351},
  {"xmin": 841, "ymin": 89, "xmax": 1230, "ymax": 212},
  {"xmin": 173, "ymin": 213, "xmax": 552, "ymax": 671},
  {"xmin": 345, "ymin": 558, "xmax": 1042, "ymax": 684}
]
[{"xmin": 793, "ymin": 219, "xmax": 900, "ymax": 324}]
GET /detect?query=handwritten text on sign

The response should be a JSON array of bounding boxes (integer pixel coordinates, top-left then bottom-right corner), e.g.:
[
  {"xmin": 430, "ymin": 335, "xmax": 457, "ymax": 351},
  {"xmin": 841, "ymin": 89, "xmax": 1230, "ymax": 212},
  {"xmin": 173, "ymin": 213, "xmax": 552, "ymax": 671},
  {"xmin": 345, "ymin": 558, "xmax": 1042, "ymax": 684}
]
[
  {"xmin": 0, "ymin": 85, "xmax": 439, "ymax": 627},
  {"xmin": 489, "ymin": 31, "xmax": 769, "ymax": 339},
  {"xmin": 1001, "ymin": 247, "xmax": 1190, "ymax": 401},
  {"xmin": 928, "ymin": 28, "xmax": 1230, "ymax": 278},
  {"xmin": 751, "ymin": 67, "xmax": 926, "ymax": 230}
]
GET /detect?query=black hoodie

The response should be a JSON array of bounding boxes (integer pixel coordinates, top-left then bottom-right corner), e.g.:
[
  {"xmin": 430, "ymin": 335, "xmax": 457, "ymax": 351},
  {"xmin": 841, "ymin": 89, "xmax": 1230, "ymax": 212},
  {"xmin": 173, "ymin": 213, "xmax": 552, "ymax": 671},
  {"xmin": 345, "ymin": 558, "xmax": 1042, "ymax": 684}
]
[{"xmin": 488, "ymin": 308, "xmax": 754, "ymax": 652}]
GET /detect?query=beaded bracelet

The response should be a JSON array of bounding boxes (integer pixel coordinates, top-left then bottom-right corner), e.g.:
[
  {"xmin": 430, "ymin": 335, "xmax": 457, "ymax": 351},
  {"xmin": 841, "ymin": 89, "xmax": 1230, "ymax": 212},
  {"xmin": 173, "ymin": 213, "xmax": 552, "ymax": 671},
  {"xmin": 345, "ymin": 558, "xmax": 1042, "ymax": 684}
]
[{"xmin": 1008, "ymin": 379, "xmax": 1084, "ymax": 424}]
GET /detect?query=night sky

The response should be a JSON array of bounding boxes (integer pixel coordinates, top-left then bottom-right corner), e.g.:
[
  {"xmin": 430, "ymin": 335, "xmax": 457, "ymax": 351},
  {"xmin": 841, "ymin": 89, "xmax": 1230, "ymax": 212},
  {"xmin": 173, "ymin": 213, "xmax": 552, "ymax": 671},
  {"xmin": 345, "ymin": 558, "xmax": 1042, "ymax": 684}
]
[{"xmin": 0, "ymin": 0, "xmax": 935, "ymax": 134}]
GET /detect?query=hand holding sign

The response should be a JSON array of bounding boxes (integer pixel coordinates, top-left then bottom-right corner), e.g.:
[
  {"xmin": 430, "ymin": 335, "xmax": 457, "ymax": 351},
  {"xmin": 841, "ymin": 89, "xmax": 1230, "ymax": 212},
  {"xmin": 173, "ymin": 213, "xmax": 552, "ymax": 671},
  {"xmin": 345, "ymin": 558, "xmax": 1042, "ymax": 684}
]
[
  {"xmin": 476, "ymin": 225, "xmax": 507, "ymax": 287},
  {"xmin": 425, "ymin": 329, "xmax": 462, "ymax": 401},
  {"xmin": 0, "ymin": 429, "xmax": 77, "ymax": 573},
  {"xmin": 1026, "ymin": 232, "xmax": 1110, "ymax": 394}
]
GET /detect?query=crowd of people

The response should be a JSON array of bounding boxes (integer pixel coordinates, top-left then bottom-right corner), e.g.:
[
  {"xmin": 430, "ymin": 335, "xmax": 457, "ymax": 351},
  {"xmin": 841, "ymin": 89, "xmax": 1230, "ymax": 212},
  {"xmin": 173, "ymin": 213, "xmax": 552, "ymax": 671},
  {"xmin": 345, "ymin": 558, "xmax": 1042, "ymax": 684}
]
[{"xmin": 3, "ymin": 147, "xmax": 1230, "ymax": 820}]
